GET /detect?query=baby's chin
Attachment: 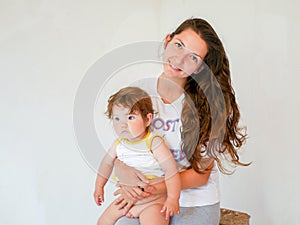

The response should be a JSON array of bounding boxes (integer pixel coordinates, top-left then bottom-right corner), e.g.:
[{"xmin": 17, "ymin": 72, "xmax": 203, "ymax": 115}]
[{"xmin": 119, "ymin": 134, "xmax": 134, "ymax": 141}]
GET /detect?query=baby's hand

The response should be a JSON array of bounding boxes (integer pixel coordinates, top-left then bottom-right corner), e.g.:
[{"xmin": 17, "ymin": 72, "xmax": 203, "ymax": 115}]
[
  {"xmin": 94, "ymin": 186, "xmax": 104, "ymax": 206},
  {"xmin": 160, "ymin": 197, "xmax": 180, "ymax": 220}
]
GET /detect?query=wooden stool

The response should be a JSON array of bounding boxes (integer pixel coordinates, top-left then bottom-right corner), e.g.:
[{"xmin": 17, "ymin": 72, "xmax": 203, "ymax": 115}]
[{"xmin": 220, "ymin": 208, "xmax": 250, "ymax": 225}]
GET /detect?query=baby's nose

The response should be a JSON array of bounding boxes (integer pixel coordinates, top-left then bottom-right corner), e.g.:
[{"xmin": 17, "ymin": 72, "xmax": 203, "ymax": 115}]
[{"xmin": 120, "ymin": 121, "xmax": 128, "ymax": 127}]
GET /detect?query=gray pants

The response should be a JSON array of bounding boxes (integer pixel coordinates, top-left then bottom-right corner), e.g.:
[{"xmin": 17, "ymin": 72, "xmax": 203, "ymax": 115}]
[{"xmin": 115, "ymin": 202, "xmax": 220, "ymax": 225}]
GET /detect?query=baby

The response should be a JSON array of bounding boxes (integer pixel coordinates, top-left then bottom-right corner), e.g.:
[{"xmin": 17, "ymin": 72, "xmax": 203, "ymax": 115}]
[{"xmin": 94, "ymin": 86, "xmax": 180, "ymax": 225}]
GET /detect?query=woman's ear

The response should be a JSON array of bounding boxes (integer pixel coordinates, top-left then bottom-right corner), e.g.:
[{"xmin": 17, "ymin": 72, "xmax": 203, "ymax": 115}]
[{"xmin": 163, "ymin": 34, "xmax": 171, "ymax": 49}]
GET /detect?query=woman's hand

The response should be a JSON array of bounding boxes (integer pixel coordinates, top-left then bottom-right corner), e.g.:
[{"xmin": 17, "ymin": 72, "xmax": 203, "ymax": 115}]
[
  {"xmin": 112, "ymin": 183, "xmax": 151, "ymax": 215},
  {"xmin": 115, "ymin": 182, "xmax": 151, "ymax": 200},
  {"xmin": 114, "ymin": 159, "xmax": 150, "ymax": 188}
]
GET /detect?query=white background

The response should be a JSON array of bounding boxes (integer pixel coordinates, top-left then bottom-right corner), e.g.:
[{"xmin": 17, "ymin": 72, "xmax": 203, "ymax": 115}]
[{"xmin": 1, "ymin": 0, "xmax": 300, "ymax": 224}]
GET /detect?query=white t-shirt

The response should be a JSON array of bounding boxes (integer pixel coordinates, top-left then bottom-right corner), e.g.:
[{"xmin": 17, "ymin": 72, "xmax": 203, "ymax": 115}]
[{"xmin": 131, "ymin": 77, "xmax": 220, "ymax": 207}]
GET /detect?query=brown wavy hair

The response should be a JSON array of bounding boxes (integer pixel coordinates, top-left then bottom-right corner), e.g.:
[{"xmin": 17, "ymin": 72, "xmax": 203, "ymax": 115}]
[{"xmin": 169, "ymin": 18, "xmax": 249, "ymax": 174}]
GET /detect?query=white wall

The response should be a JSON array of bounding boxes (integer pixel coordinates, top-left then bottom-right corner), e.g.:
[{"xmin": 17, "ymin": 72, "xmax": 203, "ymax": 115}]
[{"xmin": 1, "ymin": 1, "xmax": 299, "ymax": 225}]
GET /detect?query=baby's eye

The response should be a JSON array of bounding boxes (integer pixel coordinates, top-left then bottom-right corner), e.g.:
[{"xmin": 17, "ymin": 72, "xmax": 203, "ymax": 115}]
[
  {"xmin": 113, "ymin": 116, "xmax": 120, "ymax": 121},
  {"xmin": 128, "ymin": 115, "xmax": 136, "ymax": 120}
]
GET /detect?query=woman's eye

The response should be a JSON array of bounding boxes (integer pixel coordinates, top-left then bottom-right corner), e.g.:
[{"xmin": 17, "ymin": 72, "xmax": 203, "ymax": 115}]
[
  {"xmin": 189, "ymin": 54, "xmax": 200, "ymax": 64},
  {"xmin": 128, "ymin": 115, "xmax": 135, "ymax": 120},
  {"xmin": 113, "ymin": 117, "xmax": 120, "ymax": 121},
  {"xmin": 175, "ymin": 42, "xmax": 183, "ymax": 48},
  {"xmin": 191, "ymin": 55, "xmax": 198, "ymax": 63}
]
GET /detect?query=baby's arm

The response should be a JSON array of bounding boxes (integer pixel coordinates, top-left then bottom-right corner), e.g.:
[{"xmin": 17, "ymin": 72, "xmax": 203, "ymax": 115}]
[
  {"xmin": 94, "ymin": 140, "xmax": 118, "ymax": 206},
  {"xmin": 151, "ymin": 136, "xmax": 181, "ymax": 219}
]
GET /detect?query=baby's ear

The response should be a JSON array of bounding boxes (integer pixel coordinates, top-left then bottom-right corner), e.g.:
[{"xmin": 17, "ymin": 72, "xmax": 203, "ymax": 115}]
[{"xmin": 145, "ymin": 113, "xmax": 153, "ymax": 127}]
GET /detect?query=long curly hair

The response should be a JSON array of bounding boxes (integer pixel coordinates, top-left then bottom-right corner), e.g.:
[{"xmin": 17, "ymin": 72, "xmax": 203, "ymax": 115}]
[{"xmin": 169, "ymin": 18, "xmax": 249, "ymax": 174}]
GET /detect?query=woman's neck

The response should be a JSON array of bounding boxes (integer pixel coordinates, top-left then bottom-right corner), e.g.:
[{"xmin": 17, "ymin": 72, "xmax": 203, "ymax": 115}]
[{"xmin": 157, "ymin": 74, "xmax": 187, "ymax": 104}]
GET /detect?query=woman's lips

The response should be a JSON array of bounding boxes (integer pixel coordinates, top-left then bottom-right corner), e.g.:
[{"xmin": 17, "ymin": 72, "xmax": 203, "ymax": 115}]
[{"xmin": 169, "ymin": 62, "xmax": 182, "ymax": 71}]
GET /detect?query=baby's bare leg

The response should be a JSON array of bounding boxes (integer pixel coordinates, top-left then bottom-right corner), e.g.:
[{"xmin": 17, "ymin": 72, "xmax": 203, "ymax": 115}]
[
  {"xmin": 97, "ymin": 202, "xmax": 124, "ymax": 225},
  {"xmin": 139, "ymin": 204, "xmax": 169, "ymax": 225}
]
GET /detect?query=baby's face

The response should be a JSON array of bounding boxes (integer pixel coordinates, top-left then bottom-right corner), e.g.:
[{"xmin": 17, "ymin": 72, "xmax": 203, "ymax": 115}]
[{"xmin": 111, "ymin": 104, "xmax": 148, "ymax": 142}]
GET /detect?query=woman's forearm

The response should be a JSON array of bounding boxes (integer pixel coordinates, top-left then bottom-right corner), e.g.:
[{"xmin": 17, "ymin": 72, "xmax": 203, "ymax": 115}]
[
  {"xmin": 114, "ymin": 158, "xmax": 149, "ymax": 186},
  {"xmin": 179, "ymin": 168, "xmax": 211, "ymax": 189},
  {"xmin": 150, "ymin": 167, "xmax": 212, "ymax": 194}
]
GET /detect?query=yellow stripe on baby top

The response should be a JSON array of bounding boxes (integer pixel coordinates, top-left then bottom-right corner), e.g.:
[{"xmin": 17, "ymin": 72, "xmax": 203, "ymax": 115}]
[
  {"xmin": 146, "ymin": 133, "xmax": 165, "ymax": 154},
  {"xmin": 123, "ymin": 130, "xmax": 151, "ymax": 145},
  {"xmin": 111, "ymin": 174, "xmax": 157, "ymax": 183},
  {"xmin": 144, "ymin": 174, "xmax": 158, "ymax": 179}
]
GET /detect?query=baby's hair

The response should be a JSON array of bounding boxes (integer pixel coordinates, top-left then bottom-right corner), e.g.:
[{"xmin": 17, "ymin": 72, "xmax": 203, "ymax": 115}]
[{"xmin": 106, "ymin": 86, "xmax": 154, "ymax": 123}]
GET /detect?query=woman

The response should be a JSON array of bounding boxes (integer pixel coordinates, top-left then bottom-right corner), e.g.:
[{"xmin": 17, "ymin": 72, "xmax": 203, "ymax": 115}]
[{"xmin": 113, "ymin": 18, "xmax": 248, "ymax": 225}]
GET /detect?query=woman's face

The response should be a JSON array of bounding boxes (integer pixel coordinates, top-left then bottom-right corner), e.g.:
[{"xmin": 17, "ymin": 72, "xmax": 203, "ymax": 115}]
[{"xmin": 163, "ymin": 28, "xmax": 208, "ymax": 79}]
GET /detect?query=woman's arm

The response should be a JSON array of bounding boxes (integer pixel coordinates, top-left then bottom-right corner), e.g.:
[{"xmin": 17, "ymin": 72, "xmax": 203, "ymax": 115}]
[
  {"xmin": 180, "ymin": 165, "xmax": 212, "ymax": 189},
  {"xmin": 114, "ymin": 158, "xmax": 150, "ymax": 187},
  {"xmin": 146, "ymin": 161, "xmax": 214, "ymax": 195},
  {"xmin": 112, "ymin": 159, "xmax": 154, "ymax": 216}
]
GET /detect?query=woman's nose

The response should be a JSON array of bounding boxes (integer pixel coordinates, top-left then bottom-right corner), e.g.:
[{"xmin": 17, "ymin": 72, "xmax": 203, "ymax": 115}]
[{"xmin": 174, "ymin": 52, "xmax": 187, "ymax": 66}]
